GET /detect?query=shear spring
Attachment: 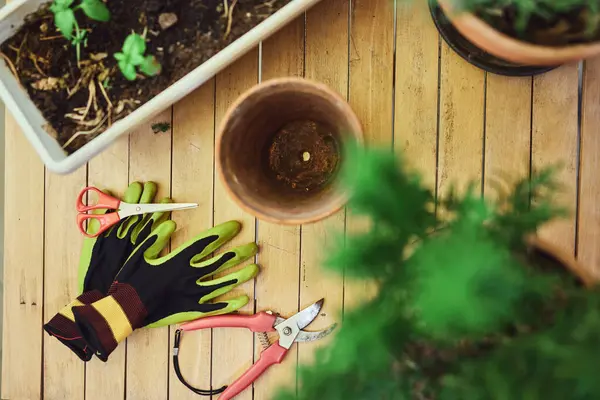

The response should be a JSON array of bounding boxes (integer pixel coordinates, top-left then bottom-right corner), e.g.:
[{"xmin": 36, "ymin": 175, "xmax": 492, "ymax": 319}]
[{"xmin": 258, "ymin": 332, "xmax": 271, "ymax": 350}]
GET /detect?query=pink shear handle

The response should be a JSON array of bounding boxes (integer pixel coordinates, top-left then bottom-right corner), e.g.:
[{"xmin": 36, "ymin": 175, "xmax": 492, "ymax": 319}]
[
  {"xmin": 77, "ymin": 212, "xmax": 121, "ymax": 238},
  {"xmin": 219, "ymin": 343, "xmax": 288, "ymax": 400},
  {"xmin": 76, "ymin": 186, "xmax": 121, "ymax": 212},
  {"xmin": 180, "ymin": 312, "xmax": 277, "ymax": 333}
]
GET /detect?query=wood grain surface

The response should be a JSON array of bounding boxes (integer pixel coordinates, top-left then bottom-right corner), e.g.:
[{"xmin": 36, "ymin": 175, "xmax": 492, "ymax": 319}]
[
  {"xmin": 254, "ymin": 15, "xmax": 305, "ymax": 397},
  {"xmin": 345, "ymin": 0, "xmax": 395, "ymax": 306},
  {"xmin": 395, "ymin": 0, "xmax": 439, "ymax": 187},
  {"xmin": 212, "ymin": 49, "xmax": 259, "ymax": 397},
  {"xmin": 2, "ymin": 115, "xmax": 44, "ymax": 400},
  {"xmin": 2, "ymin": 0, "xmax": 598, "ymax": 398},
  {"xmin": 126, "ymin": 110, "xmax": 173, "ymax": 400},
  {"xmin": 299, "ymin": 0, "xmax": 348, "ymax": 368},
  {"xmin": 532, "ymin": 66, "xmax": 579, "ymax": 252},
  {"xmin": 168, "ymin": 79, "xmax": 216, "ymax": 400},
  {"xmin": 85, "ymin": 136, "xmax": 129, "ymax": 400},
  {"xmin": 43, "ymin": 165, "xmax": 86, "ymax": 400},
  {"xmin": 579, "ymin": 57, "xmax": 600, "ymax": 277}
]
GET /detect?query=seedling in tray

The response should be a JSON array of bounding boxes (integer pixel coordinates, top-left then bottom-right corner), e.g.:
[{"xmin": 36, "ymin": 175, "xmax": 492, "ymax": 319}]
[
  {"xmin": 0, "ymin": 0, "xmax": 293, "ymax": 160},
  {"xmin": 114, "ymin": 32, "xmax": 162, "ymax": 81},
  {"xmin": 50, "ymin": 0, "xmax": 110, "ymax": 64}
]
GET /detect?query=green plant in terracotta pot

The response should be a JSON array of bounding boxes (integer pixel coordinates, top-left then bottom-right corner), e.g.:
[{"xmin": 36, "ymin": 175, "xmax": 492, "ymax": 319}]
[
  {"xmin": 274, "ymin": 146, "xmax": 600, "ymax": 400},
  {"xmin": 438, "ymin": 0, "xmax": 600, "ymax": 65}
]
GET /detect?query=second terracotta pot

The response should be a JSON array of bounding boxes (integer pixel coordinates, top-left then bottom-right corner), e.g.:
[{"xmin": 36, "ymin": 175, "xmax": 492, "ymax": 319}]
[
  {"xmin": 217, "ymin": 78, "xmax": 363, "ymax": 225},
  {"xmin": 439, "ymin": 0, "xmax": 600, "ymax": 65}
]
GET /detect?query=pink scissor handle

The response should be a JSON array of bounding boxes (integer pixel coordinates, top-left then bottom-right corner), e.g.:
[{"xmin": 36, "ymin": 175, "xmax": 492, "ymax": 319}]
[
  {"xmin": 219, "ymin": 343, "xmax": 288, "ymax": 400},
  {"xmin": 180, "ymin": 312, "xmax": 277, "ymax": 333},
  {"xmin": 77, "ymin": 212, "xmax": 121, "ymax": 238},
  {"xmin": 76, "ymin": 186, "xmax": 121, "ymax": 212}
]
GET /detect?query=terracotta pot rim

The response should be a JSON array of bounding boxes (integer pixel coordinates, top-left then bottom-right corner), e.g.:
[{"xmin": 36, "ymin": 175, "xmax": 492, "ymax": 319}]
[
  {"xmin": 216, "ymin": 77, "xmax": 364, "ymax": 225},
  {"xmin": 439, "ymin": 0, "xmax": 600, "ymax": 65},
  {"xmin": 527, "ymin": 236, "xmax": 596, "ymax": 287}
]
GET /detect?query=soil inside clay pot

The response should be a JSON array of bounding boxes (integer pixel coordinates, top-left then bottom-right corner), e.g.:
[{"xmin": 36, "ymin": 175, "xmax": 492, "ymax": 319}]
[
  {"xmin": 0, "ymin": 0, "xmax": 290, "ymax": 153},
  {"xmin": 266, "ymin": 119, "xmax": 340, "ymax": 195},
  {"xmin": 473, "ymin": 4, "xmax": 600, "ymax": 46}
]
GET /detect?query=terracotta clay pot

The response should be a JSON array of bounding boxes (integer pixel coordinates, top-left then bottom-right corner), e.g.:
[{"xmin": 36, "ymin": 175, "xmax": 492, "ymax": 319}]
[
  {"xmin": 216, "ymin": 78, "xmax": 363, "ymax": 225},
  {"xmin": 439, "ymin": 0, "xmax": 600, "ymax": 66}
]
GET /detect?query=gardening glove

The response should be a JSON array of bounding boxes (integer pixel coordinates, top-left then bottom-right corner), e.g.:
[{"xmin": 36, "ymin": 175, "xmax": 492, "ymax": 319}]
[
  {"xmin": 43, "ymin": 181, "xmax": 173, "ymax": 361},
  {"xmin": 72, "ymin": 220, "xmax": 259, "ymax": 362}
]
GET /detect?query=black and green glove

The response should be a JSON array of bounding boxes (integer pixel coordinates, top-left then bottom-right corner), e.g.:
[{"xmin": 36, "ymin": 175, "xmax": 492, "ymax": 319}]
[
  {"xmin": 43, "ymin": 182, "xmax": 173, "ymax": 361},
  {"xmin": 72, "ymin": 220, "xmax": 259, "ymax": 361}
]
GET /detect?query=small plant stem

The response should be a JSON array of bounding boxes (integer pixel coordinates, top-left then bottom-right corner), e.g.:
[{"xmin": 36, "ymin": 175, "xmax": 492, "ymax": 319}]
[
  {"xmin": 15, "ymin": 32, "xmax": 28, "ymax": 68},
  {"xmin": 30, "ymin": 54, "xmax": 46, "ymax": 76},
  {"xmin": 97, "ymin": 77, "xmax": 113, "ymax": 108},
  {"xmin": 224, "ymin": 0, "xmax": 238, "ymax": 40},
  {"xmin": 0, "ymin": 52, "xmax": 19, "ymax": 79},
  {"xmin": 62, "ymin": 113, "xmax": 108, "ymax": 149},
  {"xmin": 40, "ymin": 35, "xmax": 65, "ymax": 41},
  {"xmin": 73, "ymin": 20, "xmax": 82, "ymax": 67}
]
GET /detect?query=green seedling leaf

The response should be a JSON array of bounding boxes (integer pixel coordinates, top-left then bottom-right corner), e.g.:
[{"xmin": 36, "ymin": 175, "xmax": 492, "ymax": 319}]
[
  {"xmin": 140, "ymin": 55, "xmax": 161, "ymax": 77},
  {"xmin": 80, "ymin": 0, "xmax": 110, "ymax": 22},
  {"xmin": 115, "ymin": 33, "xmax": 160, "ymax": 80},
  {"xmin": 53, "ymin": 8, "xmax": 75, "ymax": 39},
  {"xmin": 51, "ymin": 0, "xmax": 74, "ymax": 10},
  {"xmin": 129, "ymin": 52, "xmax": 145, "ymax": 66},
  {"xmin": 122, "ymin": 34, "xmax": 146, "ymax": 57},
  {"xmin": 118, "ymin": 60, "xmax": 137, "ymax": 81}
]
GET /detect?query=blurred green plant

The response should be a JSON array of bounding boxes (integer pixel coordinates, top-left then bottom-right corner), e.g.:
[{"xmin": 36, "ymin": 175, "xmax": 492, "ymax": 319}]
[{"xmin": 275, "ymin": 145, "xmax": 600, "ymax": 400}]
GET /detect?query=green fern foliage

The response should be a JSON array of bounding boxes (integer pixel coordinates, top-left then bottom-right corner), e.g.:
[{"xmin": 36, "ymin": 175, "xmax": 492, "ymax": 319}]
[{"xmin": 275, "ymin": 146, "xmax": 598, "ymax": 400}]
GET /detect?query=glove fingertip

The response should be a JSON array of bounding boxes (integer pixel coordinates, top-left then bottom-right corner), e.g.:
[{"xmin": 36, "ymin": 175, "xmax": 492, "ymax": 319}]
[
  {"xmin": 217, "ymin": 220, "xmax": 241, "ymax": 237},
  {"xmin": 139, "ymin": 220, "xmax": 177, "ymax": 260},
  {"xmin": 124, "ymin": 182, "xmax": 143, "ymax": 204},
  {"xmin": 129, "ymin": 181, "xmax": 143, "ymax": 191},
  {"xmin": 226, "ymin": 295, "xmax": 250, "ymax": 311},
  {"xmin": 244, "ymin": 263, "xmax": 260, "ymax": 280},
  {"xmin": 140, "ymin": 182, "xmax": 158, "ymax": 204},
  {"xmin": 248, "ymin": 242, "xmax": 259, "ymax": 256},
  {"xmin": 162, "ymin": 219, "xmax": 177, "ymax": 233}
]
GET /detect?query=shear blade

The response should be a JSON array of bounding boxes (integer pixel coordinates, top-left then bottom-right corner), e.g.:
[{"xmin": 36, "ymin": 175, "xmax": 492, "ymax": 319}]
[
  {"xmin": 295, "ymin": 323, "xmax": 337, "ymax": 343},
  {"xmin": 279, "ymin": 298, "xmax": 324, "ymax": 331}
]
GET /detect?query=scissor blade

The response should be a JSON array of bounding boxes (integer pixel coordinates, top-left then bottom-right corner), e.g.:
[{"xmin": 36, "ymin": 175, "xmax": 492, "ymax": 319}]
[
  {"xmin": 142, "ymin": 203, "xmax": 198, "ymax": 213},
  {"xmin": 295, "ymin": 323, "xmax": 337, "ymax": 343},
  {"xmin": 278, "ymin": 298, "xmax": 324, "ymax": 331},
  {"xmin": 121, "ymin": 202, "xmax": 198, "ymax": 217}
]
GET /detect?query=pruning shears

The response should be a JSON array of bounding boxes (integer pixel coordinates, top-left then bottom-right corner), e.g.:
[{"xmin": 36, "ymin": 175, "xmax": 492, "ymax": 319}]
[{"xmin": 174, "ymin": 298, "xmax": 337, "ymax": 399}]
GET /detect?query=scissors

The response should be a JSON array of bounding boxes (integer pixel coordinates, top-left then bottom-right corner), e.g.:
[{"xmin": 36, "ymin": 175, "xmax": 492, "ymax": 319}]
[
  {"xmin": 76, "ymin": 186, "xmax": 197, "ymax": 238},
  {"xmin": 174, "ymin": 298, "xmax": 336, "ymax": 399}
]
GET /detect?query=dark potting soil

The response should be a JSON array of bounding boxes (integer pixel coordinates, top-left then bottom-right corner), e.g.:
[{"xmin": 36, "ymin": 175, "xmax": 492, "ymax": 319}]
[
  {"xmin": 475, "ymin": 5, "xmax": 600, "ymax": 46},
  {"xmin": 0, "ymin": 0, "xmax": 290, "ymax": 153},
  {"xmin": 266, "ymin": 119, "xmax": 340, "ymax": 194}
]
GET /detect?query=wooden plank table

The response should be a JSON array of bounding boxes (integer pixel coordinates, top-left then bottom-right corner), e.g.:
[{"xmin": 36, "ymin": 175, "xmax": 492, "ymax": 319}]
[{"xmin": 3, "ymin": 0, "xmax": 600, "ymax": 398}]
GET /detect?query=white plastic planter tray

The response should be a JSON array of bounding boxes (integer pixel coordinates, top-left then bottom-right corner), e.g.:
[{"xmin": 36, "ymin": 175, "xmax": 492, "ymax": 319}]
[{"xmin": 0, "ymin": 0, "xmax": 320, "ymax": 174}]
